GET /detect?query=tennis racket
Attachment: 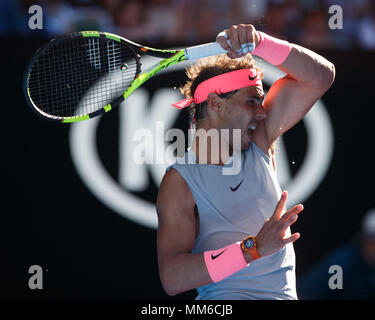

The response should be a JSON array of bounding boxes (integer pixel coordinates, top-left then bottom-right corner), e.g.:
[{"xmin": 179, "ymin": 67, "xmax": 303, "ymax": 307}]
[{"xmin": 23, "ymin": 31, "xmax": 254, "ymax": 123}]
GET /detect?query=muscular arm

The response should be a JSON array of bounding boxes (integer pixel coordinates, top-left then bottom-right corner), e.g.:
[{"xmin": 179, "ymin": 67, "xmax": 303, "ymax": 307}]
[
  {"xmin": 156, "ymin": 168, "xmax": 211, "ymax": 296},
  {"xmin": 262, "ymin": 44, "xmax": 336, "ymax": 145},
  {"xmin": 218, "ymin": 24, "xmax": 336, "ymax": 153}
]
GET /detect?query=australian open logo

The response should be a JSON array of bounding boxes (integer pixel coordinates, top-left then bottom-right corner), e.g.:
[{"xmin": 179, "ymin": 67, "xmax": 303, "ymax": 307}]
[{"xmin": 69, "ymin": 58, "xmax": 334, "ymax": 229}]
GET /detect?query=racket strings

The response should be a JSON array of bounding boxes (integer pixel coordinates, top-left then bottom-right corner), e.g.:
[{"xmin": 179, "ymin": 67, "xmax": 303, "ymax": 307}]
[{"xmin": 27, "ymin": 36, "xmax": 139, "ymax": 118}]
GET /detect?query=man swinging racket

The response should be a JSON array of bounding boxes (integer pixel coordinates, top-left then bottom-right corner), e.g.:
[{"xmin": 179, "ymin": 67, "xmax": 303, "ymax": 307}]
[{"xmin": 156, "ymin": 24, "xmax": 335, "ymax": 299}]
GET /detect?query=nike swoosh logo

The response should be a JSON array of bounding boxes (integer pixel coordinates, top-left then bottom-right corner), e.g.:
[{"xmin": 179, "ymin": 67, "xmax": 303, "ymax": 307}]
[
  {"xmin": 230, "ymin": 179, "xmax": 244, "ymax": 192},
  {"xmin": 249, "ymin": 75, "xmax": 257, "ymax": 80},
  {"xmin": 211, "ymin": 250, "xmax": 226, "ymax": 260}
]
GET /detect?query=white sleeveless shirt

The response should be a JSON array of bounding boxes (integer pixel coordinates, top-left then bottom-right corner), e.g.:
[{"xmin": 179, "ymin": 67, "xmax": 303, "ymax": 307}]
[{"xmin": 167, "ymin": 142, "xmax": 297, "ymax": 300}]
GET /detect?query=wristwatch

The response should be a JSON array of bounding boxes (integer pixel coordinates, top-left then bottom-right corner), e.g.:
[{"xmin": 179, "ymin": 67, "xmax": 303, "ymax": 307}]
[{"xmin": 241, "ymin": 235, "xmax": 261, "ymax": 261}]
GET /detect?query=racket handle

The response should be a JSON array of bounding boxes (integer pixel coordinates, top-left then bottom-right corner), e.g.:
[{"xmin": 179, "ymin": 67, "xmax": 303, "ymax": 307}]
[
  {"xmin": 184, "ymin": 42, "xmax": 255, "ymax": 60},
  {"xmin": 184, "ymin": 42, "xmax": 225, "ymax": 60}
]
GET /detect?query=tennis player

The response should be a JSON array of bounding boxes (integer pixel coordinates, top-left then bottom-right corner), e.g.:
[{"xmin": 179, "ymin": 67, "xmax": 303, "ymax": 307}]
[{"xmin": 156, "ymin": 24, "xmax": 335, "ymax": 299}]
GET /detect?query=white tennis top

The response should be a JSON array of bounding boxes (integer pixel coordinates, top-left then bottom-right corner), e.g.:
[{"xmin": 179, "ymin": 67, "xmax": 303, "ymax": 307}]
[{"xmin": 167, "ymin": 142, "xmax": 297, "ymax": 300}]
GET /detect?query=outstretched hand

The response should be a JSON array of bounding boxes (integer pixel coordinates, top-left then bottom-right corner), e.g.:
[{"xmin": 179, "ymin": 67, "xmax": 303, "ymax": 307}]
[{"xmin": 256, "ymin": 191, "xmax": 303, "ymax": 257}]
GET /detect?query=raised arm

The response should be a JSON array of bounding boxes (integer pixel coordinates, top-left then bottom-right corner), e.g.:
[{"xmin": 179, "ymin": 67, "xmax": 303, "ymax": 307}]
[
  {"xmin": 217, "ymin": 24, "xmax": 336, "ymax": 150},
  {"xmin": 263, "ymin": 42, "xmax": 335, "ymax": 144}
]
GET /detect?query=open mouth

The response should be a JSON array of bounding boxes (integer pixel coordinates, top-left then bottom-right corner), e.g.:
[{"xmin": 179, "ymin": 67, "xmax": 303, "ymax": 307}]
[{"xmin": 247, "ymin": 125, "xmax": 256, "ymax": 139}]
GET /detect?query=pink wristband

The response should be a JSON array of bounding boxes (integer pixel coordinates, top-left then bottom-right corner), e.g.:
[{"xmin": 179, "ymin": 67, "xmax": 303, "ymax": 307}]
[
  {"xmin": 204, "ymin": 242, "xmax": 247, "ymax": 283},
  {"xmin": 252, "ymin": 31, "xmax": 291, "ymax": 65}
]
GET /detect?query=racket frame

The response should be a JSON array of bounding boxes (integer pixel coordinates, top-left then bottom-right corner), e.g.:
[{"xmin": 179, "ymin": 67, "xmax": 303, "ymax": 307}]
[{"xmin": 23, "ymin": 31, "xmax": 186, "ymax": 123}]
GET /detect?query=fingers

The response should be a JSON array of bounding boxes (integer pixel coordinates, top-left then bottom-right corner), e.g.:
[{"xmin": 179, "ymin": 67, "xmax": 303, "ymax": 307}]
[
  {"xmin": 277, "ymin": 204, "xmax": 303, "ymax": 239},
  {"xmin": 241, "ymin": 24, "xmax": 255, "ymax": 45},
  {"xmin": 228, "ymin": 24, "xmax": 255, "ymax": 49},
  {"xmin": 256, "ymin": 192, "xmax": 303, "ymax": 256},
  {"xmin": 283, "ymin": 233, "xmax": 300, "ymax": 245},
  {"xmin": 279, "ymin": 205, "xmax": 303, "ymax": 244},
  {"xmin": 216, "ymin": 31, "xmax": 231, "ymax": 51},
  {"xmin": 226, "ymin": 28, "xmax": 242, "ymax": 59},
  {"xmin": 271, "ymin": 191, "xmax": 288, "ymax": 221},
  {"xmin": 227, "ymin": 26, "xmax": 242, "ymax": 52},
  {"xmin": 280, "ymin": 204, "xmax": 304, "ymax": 224},
  {"xmin": 216, "ymin": 24, "xmax": 257, "ymax": 59},
  {"xmin": 216, "ymin": 30, "xmax": 241, "ymax": 59}
]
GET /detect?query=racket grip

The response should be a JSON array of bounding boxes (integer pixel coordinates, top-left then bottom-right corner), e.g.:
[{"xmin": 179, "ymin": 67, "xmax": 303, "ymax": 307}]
[
  {"xmin": 184, "ymin": 42, "xmax": 226, "ymax": 60},
  {"xmin": 184, "ymin": 42, "xmax": 255, "ymax": 60}
]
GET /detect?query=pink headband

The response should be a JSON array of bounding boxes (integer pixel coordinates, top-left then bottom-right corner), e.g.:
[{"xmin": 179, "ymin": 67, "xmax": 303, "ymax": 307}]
[{"xmin": 172, "ymin": 68, "xmax": 262, "ymax": 109}]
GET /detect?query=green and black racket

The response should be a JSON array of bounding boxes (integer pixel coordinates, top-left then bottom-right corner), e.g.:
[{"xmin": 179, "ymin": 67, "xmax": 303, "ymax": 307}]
[{"xmin": 23, "ymin": 31, "xmax": 252, "ymax": 123}]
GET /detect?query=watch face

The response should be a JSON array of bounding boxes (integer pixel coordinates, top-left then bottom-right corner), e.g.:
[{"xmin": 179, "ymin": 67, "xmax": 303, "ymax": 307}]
[{"xmin": 245, "ymin": 238, "xmax": 255, "ymax": 249}]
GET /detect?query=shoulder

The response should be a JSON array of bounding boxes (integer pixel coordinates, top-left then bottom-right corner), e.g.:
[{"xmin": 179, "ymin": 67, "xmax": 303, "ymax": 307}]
[{"xmin": 157, "ymin": 168, "xmax": 196, "ymax": 215}]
